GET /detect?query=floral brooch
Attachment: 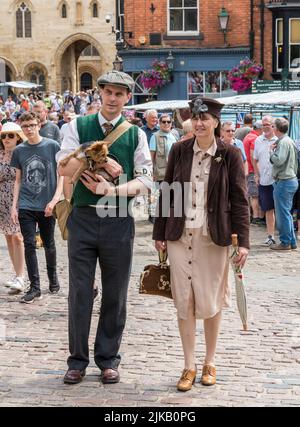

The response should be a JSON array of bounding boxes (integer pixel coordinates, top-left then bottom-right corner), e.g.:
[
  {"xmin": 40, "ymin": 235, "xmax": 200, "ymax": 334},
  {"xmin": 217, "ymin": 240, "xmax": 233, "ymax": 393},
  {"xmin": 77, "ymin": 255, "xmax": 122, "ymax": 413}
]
[
  {"xmin": 191, "ymin": 98, "xmax": 208, "ymax": 115},
  {"xmin": 214, "ymin": 155, "xmax": 223, "ymax": 163}
]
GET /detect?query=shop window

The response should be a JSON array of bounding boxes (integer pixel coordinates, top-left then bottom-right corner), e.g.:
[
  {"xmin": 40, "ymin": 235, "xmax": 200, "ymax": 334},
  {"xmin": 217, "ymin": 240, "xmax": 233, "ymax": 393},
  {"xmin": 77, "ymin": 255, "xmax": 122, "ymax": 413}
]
[
  {"xmin": 16, "ymin": 2, "xmax": 31, "ymax": 38},
  {"xmin": 187, "ymin": 71, "xmax": 230, "ymax": 99},
  {"xmin": 290, "ymin": 18, "xmax": 300, "ymax": 69},
  {"xmin": 132, "ymin": 73, "xmax": 158, "ymax": 104},
  {"xmin": 168, "ymin": 0, "xmax": 198, "ymax": 34}
]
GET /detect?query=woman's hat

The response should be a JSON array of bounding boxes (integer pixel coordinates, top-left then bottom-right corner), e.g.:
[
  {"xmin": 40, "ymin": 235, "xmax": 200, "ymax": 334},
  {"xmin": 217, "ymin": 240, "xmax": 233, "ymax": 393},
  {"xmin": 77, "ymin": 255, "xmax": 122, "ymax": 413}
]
[
  {"xmin": 189, "ymin": 97, "xmax": 224, "ymax": 120},
  {"xmin": 0, "ymin": 122, "xmax": 26, "ymax": 141}
]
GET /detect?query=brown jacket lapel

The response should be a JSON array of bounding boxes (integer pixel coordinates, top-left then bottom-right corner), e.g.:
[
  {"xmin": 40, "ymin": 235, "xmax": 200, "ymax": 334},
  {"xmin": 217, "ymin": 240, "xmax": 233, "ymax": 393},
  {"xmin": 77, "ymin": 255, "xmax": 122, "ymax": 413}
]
[
  {"xmin": 180, "ymin": 137, "xmax": 195, "ymax": 184},
  {"xmin": 207, "ymin": 140, "xmax": 228, "ymax": 200}
]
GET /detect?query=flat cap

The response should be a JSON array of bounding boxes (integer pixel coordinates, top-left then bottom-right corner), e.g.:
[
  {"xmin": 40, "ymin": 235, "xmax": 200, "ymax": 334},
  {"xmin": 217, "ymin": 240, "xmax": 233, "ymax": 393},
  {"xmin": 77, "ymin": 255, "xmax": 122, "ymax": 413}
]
[{"xmin": 97, "ymin": 70, "xmax": 135, "ymax": 92}]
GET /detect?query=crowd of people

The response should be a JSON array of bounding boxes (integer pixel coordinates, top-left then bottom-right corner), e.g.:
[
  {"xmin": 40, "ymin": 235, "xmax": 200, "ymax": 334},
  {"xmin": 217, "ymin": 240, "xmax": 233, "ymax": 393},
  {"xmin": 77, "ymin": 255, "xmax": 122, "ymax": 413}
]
[{"xmin": 0, "ymin": 72, "xmax": 299, "ymax": 391}]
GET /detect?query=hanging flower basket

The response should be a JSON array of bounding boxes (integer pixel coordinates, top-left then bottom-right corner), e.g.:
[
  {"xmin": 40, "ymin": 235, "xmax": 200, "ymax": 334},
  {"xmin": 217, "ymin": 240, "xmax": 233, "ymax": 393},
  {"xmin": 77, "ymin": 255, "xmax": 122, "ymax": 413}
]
[
  {"xmin": 228, "ymin": 58, "xmax": 263, "ymax": 93},
  {"xmin": 140, "ymin": 60, "xmax": 171, "ymax": 92}
]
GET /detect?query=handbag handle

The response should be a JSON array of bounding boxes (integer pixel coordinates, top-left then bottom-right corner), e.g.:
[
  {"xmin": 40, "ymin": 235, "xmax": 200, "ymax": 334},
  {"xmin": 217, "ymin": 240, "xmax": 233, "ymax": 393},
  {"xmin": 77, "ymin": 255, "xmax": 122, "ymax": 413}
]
[{"xmin": 159, "ymin": 249, "xmax": 168, "ymax": 264}]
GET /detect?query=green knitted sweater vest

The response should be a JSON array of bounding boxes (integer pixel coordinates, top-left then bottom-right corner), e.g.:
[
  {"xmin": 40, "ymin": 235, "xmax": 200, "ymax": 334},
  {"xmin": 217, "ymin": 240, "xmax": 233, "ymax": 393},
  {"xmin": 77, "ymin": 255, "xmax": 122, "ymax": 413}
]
[{"xmin": 72, "ymin": 113, "xmax": 138, "ymax": 207}]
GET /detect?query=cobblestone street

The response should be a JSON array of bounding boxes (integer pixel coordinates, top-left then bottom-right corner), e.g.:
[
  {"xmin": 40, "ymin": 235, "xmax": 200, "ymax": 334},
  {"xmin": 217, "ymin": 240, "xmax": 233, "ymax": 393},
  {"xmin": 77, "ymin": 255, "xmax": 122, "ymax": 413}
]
[{"xmin": 0, "ymin": 212, "xmax": 299, "ymax": 407}]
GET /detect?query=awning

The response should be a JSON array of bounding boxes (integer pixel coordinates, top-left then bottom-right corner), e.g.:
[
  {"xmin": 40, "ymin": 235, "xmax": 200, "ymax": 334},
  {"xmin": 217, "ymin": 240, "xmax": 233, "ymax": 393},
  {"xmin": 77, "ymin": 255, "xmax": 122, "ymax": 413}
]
[{"xmin": 0, "ymin": 81, "xmax": 42, "ymax": 89}]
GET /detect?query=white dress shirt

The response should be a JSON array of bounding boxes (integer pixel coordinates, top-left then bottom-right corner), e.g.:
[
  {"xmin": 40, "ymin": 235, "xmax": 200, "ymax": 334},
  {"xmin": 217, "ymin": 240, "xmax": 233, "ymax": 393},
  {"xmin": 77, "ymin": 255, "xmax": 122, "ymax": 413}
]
[{"xmin": 56, "ymin": 112, "xmax": 153, "ymax": 189}]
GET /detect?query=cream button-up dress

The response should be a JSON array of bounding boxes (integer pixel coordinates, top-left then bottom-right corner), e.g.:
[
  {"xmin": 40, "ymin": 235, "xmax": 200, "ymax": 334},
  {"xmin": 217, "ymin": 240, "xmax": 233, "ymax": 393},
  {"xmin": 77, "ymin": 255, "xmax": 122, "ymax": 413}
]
[{"xmin": 167, "ymin": 140, "xmax": 231, "ymax": 320}]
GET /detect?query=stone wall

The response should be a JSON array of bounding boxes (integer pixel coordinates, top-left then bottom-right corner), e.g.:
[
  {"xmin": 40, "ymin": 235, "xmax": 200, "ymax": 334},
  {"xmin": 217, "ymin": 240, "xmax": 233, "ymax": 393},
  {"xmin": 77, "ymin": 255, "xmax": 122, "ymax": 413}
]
[{"xmin": 0, "ymin": 0, "xmax": 116, "ymax": 92}]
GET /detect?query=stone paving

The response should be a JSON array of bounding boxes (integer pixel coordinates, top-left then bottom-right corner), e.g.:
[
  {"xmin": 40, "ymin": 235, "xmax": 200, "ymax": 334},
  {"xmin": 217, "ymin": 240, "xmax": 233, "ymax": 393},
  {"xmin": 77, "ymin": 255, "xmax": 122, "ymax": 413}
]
[{"xmin": 0, "ymin": 210, "xmax": 299, "ymax": 407}]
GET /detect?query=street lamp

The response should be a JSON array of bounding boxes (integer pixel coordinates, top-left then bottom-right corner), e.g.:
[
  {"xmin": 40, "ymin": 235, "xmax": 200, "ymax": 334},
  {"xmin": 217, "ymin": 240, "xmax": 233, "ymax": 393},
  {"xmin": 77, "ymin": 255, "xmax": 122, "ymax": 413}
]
[
  {"xmin": 166, "ymin": 50, "xmax": 175, "ymax": 82},
  {"xmin": 113, "ymin": 54, "xmax": 123, "ymax": 71},
  {"xmin": 218, "ymin": 7, "xmax": 230, "ymax": 46},
  {"xmin": 166, "ymin": 51, "xmax": 175, "ymax": 72}
]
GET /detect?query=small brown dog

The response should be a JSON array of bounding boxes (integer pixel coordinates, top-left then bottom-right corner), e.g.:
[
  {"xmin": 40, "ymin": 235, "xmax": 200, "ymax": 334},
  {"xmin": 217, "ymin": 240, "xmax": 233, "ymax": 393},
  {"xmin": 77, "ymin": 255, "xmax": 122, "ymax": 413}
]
[{"xmin": 59, "ymin": 141, "xmax": 109, "ymax": 184}]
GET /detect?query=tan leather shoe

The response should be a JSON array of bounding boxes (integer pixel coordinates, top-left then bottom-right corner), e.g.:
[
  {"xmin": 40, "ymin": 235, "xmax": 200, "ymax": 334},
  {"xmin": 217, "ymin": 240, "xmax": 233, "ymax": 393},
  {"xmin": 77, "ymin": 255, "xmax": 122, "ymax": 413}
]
[
  {"xmin": 201, "ymin": 364, "xmax": 216, "ymax": 386},
  {"xmin": 176, "ymin": 368, "xmax": 197, "ymax": 392}
]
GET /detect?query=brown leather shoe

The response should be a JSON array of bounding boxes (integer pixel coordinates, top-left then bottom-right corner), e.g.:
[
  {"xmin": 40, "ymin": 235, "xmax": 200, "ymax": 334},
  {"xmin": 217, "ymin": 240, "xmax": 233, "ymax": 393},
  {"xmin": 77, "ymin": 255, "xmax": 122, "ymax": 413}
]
[
  {"xmin": 176, "ymin": 368, "xmax": 197, "ymax": 392},
  {"xmin": 201, "ymin": 364, "xmax": 216, "ymax": 386},
  {"xmin": 63, "ymin": 369, "xmax": 86, "ymax": 384},
  {"xmin": 101, "ymin": 368, "xmax": 120, "ymax": 384}
]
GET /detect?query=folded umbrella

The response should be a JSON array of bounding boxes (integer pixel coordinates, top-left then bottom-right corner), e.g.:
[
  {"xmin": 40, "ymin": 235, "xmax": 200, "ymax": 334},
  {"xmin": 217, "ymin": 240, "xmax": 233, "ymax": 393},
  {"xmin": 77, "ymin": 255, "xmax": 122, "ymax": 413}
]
[{"xmin": 230, "ymin": 234, "xmax": 248, "ymax": 331}]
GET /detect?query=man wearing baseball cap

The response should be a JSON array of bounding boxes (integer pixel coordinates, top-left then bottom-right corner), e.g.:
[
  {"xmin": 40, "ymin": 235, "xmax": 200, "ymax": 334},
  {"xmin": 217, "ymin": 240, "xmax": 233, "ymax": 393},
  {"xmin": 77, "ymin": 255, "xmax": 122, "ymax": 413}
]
[{"xmin": 57, "ymin": 70, "xmax": 152, "ymax": 385}]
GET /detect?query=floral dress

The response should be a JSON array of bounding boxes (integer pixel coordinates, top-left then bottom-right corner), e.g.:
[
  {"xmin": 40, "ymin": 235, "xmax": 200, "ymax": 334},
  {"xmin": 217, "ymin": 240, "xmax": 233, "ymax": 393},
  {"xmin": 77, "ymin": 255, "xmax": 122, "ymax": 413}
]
[{"xmin": 0, "ymin": 150, "xmax": 20, "ymax": 234}]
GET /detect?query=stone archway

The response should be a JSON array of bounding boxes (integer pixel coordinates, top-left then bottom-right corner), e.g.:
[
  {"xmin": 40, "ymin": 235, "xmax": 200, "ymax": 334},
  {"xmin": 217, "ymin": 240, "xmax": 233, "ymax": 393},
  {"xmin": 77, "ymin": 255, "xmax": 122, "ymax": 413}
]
[
  {"xmin": 54, "ymin": 33, "xmax": 104, "ymax": 93},
  {"xmin": 78, "ymin": 64, "xmax": 99, "ymax": 90},
  {"xmin": 0, "ymin": 57, "xmax": 18, "ymax": 82},
  {"xmin": 23, "ymin": 62, "xmax": 48, "ymax": 91}
]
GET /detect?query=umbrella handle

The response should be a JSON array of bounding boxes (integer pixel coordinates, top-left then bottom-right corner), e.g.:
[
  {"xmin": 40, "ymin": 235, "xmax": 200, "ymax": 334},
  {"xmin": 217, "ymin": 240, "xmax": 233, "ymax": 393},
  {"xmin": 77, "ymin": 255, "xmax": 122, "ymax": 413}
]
[{"xmin": 231, "ymin": 233, "xmax": 238, "ymax": 248}]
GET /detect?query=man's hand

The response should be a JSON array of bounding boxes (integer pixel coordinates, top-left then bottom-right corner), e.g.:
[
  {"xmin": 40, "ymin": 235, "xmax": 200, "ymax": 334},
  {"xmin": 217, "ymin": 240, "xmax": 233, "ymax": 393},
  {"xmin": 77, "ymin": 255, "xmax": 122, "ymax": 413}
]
[
  {"xmin": 80, "ymin": 170, "xmax": 113, "ymax": 195},
  {"xmin": 44, "ymin": 199, "xmax": 57, "ymax": 217},
  {"xmin": 11, "ymin": 207, "xmax": 18, "ymax": 225},
  {"xmin": 233, "ymin": 247, "xmax": 249, "ymax": 269},
  {"xmin": 102, "ymin": 158, "xmax": 123, "ymax": 179}
]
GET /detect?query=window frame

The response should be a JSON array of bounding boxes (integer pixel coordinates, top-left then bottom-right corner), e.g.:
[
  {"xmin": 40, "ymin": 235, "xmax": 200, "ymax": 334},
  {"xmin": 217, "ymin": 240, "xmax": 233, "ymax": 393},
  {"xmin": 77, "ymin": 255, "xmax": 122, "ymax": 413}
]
[
  {"xmin": 276, "ymin": 18, "xmax": 283, "ymax": 72},
  {"xmin": 92, "ymin": 3, "xmax": 98, "ymax": 18},
  {"xmin": 61, "ymin": 3, "xmax": 67, "ymax": 19},
  {"xmin": 167, "ymin": 0, "xmax": 199, "ymax": 36},
  {"xmin": 187, "ymin": 71, "xmax": 230, "ymax": 99},
  {"xmin": 16, "ymin": 2, "xmax": 31, "ymax": 38},
  {"xmin": 289, "ymin": 17, "xmax": 300, "ymax": 70}
]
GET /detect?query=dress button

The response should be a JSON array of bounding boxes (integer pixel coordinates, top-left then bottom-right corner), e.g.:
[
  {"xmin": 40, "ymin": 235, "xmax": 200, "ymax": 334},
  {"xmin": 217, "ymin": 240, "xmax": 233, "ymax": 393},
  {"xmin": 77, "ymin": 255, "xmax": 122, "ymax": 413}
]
[
  {"xmin": 189, "ymin": 246, "xmax": 192, "ymax": 250},
  {"xmin": 191, "ymin": 218, "xmax": 194, "ymax": 221},
  {"xmin": 188, "ymin": 261, "xmax": 192, "ymax": 265},
  {"xmin": 198, "ymin": 162, "xmax": 201, "ymax": 165},
  {"xmin": 189, "ymin": 233, "xmax": 192, "ymax": 236},
  {"xmin": 188, "ymin": 276, "xmax": 192, "ymax": 280},
  {"xmin": 196, "ymin": 175, "xmax": 199, "ymax": 179}
]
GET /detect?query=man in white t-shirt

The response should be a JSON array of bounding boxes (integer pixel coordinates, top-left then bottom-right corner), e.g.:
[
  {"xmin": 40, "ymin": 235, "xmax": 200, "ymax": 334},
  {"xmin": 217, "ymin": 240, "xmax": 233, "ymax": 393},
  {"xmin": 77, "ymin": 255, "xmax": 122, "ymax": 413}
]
[{"xmin": 253, "ymin": 115, "xmax": 278, "ymax": 246}]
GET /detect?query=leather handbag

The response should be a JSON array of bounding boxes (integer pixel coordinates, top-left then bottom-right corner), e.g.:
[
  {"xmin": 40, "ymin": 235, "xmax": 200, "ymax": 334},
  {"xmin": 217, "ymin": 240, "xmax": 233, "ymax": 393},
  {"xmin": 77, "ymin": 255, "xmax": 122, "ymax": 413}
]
[
  {"xmin": 53, "ymin": 199, "xmax": 72, "ymax": 241},
  {"xmin": 139, "ymin": 250, "xmax": 172, "ymax": 299}
]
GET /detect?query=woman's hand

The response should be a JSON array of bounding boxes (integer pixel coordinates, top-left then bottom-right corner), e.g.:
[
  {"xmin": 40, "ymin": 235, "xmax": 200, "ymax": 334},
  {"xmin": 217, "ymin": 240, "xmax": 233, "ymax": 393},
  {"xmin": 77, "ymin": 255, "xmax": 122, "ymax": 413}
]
[
  {"xmin": 233, "ymin": 247, "xmax": 249, "ymax": 269},
  {"xmin": 155, "ymin": 240, "xmax": 167, "ymax": 252},
  {"xmin": 11, "ymin": 207, "xmax": 18, "ymax": 225}
]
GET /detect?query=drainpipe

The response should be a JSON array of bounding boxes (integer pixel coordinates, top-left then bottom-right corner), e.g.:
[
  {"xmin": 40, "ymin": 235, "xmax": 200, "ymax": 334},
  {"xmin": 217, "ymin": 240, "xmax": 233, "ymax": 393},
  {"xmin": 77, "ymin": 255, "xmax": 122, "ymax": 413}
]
[
  {"xmin": 250, "ymin": 0, "xmax": 255, "ymax": 59},
  {"xmin": 260, "ymin": 0, "xmax": 265, "ymax": 69}
]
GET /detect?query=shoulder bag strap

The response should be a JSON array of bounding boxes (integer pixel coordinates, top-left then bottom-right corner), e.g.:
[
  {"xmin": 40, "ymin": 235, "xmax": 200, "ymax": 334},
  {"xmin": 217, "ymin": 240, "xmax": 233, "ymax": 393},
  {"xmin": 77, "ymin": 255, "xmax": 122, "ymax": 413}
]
[{"xmin": 103, "ymin": 120, "xmax": 133, "ymax": 147}]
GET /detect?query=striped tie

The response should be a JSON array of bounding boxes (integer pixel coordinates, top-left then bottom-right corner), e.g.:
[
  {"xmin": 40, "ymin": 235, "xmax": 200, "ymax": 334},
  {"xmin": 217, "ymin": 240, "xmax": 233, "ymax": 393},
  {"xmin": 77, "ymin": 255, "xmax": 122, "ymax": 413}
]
[{"xmin": 103, "ymin": 122, "xmax": 114, "ymax": 136}]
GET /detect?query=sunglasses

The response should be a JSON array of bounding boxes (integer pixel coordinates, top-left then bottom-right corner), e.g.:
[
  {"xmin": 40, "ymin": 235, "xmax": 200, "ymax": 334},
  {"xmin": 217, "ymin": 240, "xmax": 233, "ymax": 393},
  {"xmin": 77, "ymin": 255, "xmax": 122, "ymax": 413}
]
[
  {"xmin": 161, "ymin": 120, "xmax": 171, "ymax": 124},
  {"xmin": 1, "ymin": 133, "xmax": 16, "ymax": 139}
]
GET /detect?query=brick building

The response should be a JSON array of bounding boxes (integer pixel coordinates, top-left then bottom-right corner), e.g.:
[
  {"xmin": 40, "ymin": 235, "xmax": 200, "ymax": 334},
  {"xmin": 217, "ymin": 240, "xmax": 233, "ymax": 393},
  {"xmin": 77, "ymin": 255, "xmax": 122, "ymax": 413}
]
[{"xmin": 115, "ymin": 0, "xmax": 300, "ymax": 103}]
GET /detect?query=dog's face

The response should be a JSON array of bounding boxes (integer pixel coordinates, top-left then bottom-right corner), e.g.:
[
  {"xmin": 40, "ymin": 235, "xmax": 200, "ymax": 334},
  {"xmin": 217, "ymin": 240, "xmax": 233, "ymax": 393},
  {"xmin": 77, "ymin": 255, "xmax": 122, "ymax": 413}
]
[{"xmin": 85, "ymin": 141, "xmax": 108, "ymax": 163}]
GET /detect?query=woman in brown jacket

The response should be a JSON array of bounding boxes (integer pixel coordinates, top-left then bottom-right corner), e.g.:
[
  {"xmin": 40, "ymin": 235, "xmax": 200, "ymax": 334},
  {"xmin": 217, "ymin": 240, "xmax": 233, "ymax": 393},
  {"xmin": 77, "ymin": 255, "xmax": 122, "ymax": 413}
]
[{"xmin": 153, "ymin": 97, "xmax": 250, "ymax": 391}]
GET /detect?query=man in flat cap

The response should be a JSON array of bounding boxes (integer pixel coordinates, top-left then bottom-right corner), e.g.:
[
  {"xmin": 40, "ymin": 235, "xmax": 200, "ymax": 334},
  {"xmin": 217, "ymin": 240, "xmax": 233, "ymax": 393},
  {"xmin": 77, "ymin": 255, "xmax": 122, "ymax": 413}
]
[{"xmin": 57, "ymin": 70, "xmax": 152, "ymax": 385}]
